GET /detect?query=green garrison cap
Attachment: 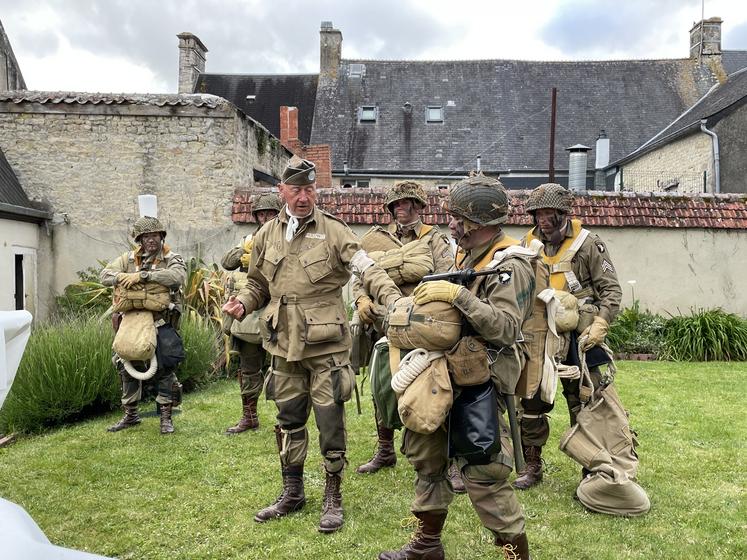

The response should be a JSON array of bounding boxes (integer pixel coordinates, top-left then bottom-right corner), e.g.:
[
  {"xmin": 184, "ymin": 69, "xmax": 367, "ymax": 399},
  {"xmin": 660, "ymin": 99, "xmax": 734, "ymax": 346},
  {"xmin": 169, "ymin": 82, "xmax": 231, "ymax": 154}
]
[{"xmin": 282, "ymin": 155, "xmax": 317, "ymax": 186}]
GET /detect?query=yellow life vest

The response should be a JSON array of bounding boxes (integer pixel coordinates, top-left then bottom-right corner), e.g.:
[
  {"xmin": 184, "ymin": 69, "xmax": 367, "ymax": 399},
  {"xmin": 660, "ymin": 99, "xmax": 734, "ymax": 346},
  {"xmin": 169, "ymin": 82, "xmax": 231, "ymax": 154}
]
[{"xmin": 525, "ymin": 219, "xmax": 588, "ymax": 292}]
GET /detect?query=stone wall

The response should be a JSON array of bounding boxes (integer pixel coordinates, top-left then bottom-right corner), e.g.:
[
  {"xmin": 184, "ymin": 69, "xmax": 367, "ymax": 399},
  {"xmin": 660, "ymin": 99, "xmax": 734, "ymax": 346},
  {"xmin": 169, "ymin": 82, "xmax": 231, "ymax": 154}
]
[
  {"xmin": 713, "ymin": 102, "xmax": 747, "ymax": 194},
  {"xmin": 0, "ymin": 94, "xmax": 289, "ymax": 318},
  {"xmin": 620, "ymin": 132, "xmax": 712, "ymax": 193}
]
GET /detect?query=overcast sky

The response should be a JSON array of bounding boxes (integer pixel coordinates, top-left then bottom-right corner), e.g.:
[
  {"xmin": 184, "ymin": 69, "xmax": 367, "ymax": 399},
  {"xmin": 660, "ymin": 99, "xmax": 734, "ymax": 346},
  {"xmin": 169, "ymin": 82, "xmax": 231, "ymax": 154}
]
[{"xmin": 2, "ymin": 0, "xmax": 746, "ymax": 93}]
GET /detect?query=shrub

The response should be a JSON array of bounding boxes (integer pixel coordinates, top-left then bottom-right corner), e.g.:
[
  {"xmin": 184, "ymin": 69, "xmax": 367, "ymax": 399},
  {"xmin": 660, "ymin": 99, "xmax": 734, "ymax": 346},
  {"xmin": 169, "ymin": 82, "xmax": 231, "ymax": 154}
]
[
  {"xmin": 607, "ymin": 301, "xmax": 667, "ymax": 356},
  {"xmin": 0, "ymin": 315, "xmax": 220, "ymax": 433},
  {"xmin": 55, "ymin": 263, "xmax": 113, "ymax": 316},
  {"xmin": 662, "ymin": 308, "xmax": 747, "ymax": 361}
]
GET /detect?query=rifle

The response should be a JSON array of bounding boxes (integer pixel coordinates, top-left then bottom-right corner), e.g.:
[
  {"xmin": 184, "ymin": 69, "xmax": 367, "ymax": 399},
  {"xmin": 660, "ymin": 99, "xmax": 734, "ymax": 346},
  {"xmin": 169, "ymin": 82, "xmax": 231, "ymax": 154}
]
[{"xmin": 423, "ymin": 266, "xmax": 526, "ymax": 472}]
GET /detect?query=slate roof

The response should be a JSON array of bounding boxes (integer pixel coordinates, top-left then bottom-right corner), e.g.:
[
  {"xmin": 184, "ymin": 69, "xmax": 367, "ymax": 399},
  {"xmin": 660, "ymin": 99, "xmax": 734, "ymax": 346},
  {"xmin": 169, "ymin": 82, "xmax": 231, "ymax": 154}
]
[
  {"xmin": 310, "ymin": 58, "xmax": 719, "ymax": 175},
  {"xmin": 232, "ymin": 188, "xmax": 747, "ymax": 230},
  {"xmin": 616, "ymin": 67, "xmax": 747, "ymax": 163},
  {"xmin": 0, "ymin": 91, "xmax": 228, "ymax": 108},
  {"xmin": 194, "ymin": 74, "xmax": 319, "ymax": 143},
  {"xmin": 723, "ymin": 50, "xmax": 747, "ymax": 75},
  {"xmin": 0, "ymin": 148, "xmax": 50, "ymax": 222}
]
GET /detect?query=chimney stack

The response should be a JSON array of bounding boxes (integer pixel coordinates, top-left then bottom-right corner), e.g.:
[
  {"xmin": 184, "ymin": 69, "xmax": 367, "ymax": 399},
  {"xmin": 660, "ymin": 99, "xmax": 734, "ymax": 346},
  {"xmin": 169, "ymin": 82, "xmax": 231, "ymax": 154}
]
[
  {"xmin": 566, "ymin": 144, "xmax": 590, "ymax": 191},
  {"xmin": 177, "ymin": 32, "xmax": 208, "ymax": 94},
  {"xmin": 320, "ymin": 21, "xmax": 342, "ymax": 80},
  {"xmin": 279, "ymin": 106, "xmax": 302, "ymax": 153},
  {"xmin": 690, "ymin": 17, "xmax": 722, "ymax": 59}
]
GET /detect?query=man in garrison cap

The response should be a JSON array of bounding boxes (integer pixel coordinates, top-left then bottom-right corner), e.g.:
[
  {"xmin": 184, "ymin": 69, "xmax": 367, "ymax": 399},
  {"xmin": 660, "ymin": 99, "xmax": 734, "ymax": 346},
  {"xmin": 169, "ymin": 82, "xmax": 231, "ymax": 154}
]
[{"xmin": 223, "ymin": 155, "xmax": 387, "ymax": 533}]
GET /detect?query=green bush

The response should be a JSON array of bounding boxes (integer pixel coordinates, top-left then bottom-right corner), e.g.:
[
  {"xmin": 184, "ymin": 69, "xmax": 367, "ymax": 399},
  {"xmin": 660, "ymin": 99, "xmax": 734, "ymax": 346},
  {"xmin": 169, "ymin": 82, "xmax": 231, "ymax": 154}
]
[
  {"xmin": 607, "ymin": 301, "xmax": 667, "ymax": 356},
  {"xmin": 662, "ymin": 308, "xmax": 747, "ymax": 361},
  {"xmin": 0, "ymin": 315, "xmax": 220, "ymax": 433},
  {"xmin": 55, "ymin": 263, "xmax": 113, "ymax": 316}
]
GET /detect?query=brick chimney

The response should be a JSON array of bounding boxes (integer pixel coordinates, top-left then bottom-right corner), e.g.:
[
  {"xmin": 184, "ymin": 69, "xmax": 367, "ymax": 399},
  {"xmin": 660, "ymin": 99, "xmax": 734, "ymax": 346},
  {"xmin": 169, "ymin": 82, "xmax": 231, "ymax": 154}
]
[
  {"xmin": 320, "ymin": 21, "xmax": 342, "ymax": 80},
  {"xmin": 690, "ymin": 17, "xmax": 722, "ymax": 59},
  {"xmin": 177, "ymin": 32, "xmax": 208, "ymax": 93},
  {"xmin": 280, "ymin": 106, "xmax": 303, "ymax": 153}
]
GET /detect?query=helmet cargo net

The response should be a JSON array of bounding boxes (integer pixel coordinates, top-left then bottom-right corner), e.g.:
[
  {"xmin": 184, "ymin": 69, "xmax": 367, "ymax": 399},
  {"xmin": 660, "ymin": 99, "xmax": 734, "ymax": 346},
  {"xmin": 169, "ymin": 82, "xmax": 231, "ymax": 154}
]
[{"xmin": 445, "ymin": 172, "xmax": 509, "ymax": 233}]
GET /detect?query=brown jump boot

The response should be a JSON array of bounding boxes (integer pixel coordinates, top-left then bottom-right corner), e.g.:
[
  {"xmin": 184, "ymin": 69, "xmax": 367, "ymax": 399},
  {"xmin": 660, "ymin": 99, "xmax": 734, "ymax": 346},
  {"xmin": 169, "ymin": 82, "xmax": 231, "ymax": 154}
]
[
  {"xmin": 107, "ymin": 404, "xmax": 141, "ymax": 432},
  {"xmin": 512, "ymin": 446, "xmax": 543, "ymax": 490},
  {"xmin": 159, "ymin": 403, "xmax": 175, "ymax": 435},
  {"xmin": 448, "ymin": 462, "xmax": 466, "ymax": 494},
  {"xmin": 225, "ymin": 395, "xmax": 259, "ymax": 434},
  {"xmin": 378, "ymin": 511, "xmax": 447, "ymax": 560},
  {"xmin": 318, "ymin": 471, "xmax": 344, "ymax": 533},
  {"xmin": 495, "ymin": 533, "xmax": 531, "ymax": 560},
  {"xmin": 254, "ymin": 465, "xmax": 306, "ymax": 522},
  {"xmin": 356, "ymin": 425, "xmax": 396, "ymax": 474}
]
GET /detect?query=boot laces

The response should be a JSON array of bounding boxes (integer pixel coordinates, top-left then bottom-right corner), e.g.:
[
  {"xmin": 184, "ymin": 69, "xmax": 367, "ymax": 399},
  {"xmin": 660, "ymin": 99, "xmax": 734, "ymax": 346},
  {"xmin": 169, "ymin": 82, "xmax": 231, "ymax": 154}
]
[
  {"xmin": 501, "ymin": 543, "xmax": 519, "ymax": 560},
  {"xmin": 400, "ymin": 515, "xmax": 422, "ymax": 540}
]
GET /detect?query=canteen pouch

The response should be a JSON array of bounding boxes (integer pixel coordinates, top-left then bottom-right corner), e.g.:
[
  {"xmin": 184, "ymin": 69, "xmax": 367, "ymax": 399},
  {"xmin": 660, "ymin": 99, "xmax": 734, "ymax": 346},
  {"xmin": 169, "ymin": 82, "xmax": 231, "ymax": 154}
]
[
  {"xmin": 448, "ymin": 381, "xmax": 501, "ymax": 463},
  {"xmin": 445, "ymin": 336, "xmax": 491, "ymax": 386},
  {"xmin": 156, "ymin": 323, "xmax": 185, "ymax": 370}
]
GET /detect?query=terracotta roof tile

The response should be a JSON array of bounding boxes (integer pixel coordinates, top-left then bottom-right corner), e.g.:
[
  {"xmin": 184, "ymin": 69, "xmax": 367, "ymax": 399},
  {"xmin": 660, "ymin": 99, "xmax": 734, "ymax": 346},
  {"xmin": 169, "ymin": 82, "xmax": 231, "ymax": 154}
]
[{"xmin": 232, "ymin": 188, "xmax": 747, "ymax": 230}]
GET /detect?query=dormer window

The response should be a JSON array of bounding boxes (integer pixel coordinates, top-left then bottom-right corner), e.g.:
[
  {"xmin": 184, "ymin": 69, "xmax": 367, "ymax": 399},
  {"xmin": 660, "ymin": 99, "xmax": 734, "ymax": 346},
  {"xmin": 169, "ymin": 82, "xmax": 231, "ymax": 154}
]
[
  {"xmin": 359, "ymin": 106, "xmax": 378, "ymax": 123},
  {"xmin": 426, "ymin": 106, "xmax": 444, "ymax": 123}
]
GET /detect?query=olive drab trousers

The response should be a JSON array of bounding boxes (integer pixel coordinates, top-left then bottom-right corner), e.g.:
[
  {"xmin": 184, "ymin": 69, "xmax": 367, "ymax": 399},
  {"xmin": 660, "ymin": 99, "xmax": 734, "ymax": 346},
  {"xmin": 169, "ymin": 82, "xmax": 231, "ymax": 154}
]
[
  {"xmin": 235, "ymin": 339, "xmax": 266, "ymax": 400},
  {"xmin": 402, "ymin": 422, "xmax": 525, "ymax": 540},
  {"xmin": 117, "ymin": 363, "xmax": 177, "ymax": 405},
  {"xmin": 264, "ymin": 350, "xmax": 354, "ymax": 474}
]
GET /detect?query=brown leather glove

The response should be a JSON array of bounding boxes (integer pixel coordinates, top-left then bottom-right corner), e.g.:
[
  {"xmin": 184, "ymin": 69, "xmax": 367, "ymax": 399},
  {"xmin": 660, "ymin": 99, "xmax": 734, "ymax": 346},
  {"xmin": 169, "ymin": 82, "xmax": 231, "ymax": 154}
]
[
  {"xmin": 580, "ymin": 316, "xmax": 609, "ymax": 350},
  {"xmin": 356, "ymin": 295, "xmax": 376, "ymax": 325},
  {"xmin": 116, "ymin": 272, "xmax": 142, "ymax": 289}
]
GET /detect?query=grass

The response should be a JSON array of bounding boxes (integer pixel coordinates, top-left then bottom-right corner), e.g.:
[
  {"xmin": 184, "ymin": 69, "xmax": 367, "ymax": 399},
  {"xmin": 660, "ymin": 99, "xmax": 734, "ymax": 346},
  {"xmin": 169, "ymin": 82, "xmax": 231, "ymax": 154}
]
[{"xmin": 0, "ymin": 361, "xmax": 745, "ymax": 559}]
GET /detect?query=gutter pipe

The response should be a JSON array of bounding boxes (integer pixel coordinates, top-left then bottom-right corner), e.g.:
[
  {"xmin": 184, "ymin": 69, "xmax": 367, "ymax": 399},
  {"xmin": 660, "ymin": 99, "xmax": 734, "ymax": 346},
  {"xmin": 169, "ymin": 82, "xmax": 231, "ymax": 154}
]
[{"xmin": 700, "ymin": 119, "xmax": 721, "ymax": 194}]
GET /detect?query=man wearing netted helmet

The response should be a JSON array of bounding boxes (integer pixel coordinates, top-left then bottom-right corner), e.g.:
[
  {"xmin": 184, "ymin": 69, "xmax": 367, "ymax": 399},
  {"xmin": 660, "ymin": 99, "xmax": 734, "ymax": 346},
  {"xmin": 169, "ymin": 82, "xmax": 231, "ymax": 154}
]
[
  {"xmin": 101, "ymin": 216, "xmax": 187, "ymax": 435},
  {"xmin": 352, "ymin": 180, "xmax": 454, "ymax": 478},
  {"xmin": 221, "ymin": 192, "xmax": 282, "ymax": 434},
  {"xmin": 358, "ymin": 173, "xmax": 535, "ymax": 559},
  {"xmin": 513, "ymin": 183, "xmax": 622, "ymax": 491}
]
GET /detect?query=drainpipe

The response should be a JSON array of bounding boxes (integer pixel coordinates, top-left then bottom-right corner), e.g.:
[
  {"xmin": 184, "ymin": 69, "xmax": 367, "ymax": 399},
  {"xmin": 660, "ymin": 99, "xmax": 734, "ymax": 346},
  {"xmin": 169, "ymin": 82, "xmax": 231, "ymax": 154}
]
[{"xmin": 700, "ymin": 119, "xmax": 720, "ymax": 193}]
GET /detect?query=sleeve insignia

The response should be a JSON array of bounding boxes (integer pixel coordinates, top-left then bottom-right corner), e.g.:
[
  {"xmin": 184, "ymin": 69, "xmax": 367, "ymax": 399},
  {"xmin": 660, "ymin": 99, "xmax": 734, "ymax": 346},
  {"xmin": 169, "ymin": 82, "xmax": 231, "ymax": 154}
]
[
  {"xmin": 596, "ymin": 242, "xmax": 606, "ymax": 253},
  {"xmin": 601, "ymin": 259, "xmax": 615, "ymax": 273},
  {"xmin": 498, "ymin": 270, "xmax": 513, "ymax": 285}
]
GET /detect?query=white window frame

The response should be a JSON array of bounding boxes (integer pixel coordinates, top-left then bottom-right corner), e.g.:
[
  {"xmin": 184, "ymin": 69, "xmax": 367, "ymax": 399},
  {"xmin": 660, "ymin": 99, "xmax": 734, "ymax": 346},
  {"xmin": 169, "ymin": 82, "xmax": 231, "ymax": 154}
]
[
  {"xmin": 426, "ymin": 106, "xmax": 444, "ymax": 123},
  {"xmin": 11, "ymin": 246, "xmax": 37, "ymax": 314},
  {"xmin": 349, "ymin": 63, "xmax": 366, "ymax": 78},
  {"xmin": 358, "ymin": 106, "xmax": 378, "ymax": 123}
]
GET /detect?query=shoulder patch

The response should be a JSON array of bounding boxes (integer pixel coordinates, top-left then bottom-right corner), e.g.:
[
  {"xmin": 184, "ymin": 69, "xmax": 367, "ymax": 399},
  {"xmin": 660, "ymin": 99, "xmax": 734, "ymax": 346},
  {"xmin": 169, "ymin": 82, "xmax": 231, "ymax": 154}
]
[
  {"xmin": 595, "ymin": 241, "xmax": 606, "ymax": 253},
  {"xmin": 497, "ymin": 269, "xmax": 513, "ymax": 285}
]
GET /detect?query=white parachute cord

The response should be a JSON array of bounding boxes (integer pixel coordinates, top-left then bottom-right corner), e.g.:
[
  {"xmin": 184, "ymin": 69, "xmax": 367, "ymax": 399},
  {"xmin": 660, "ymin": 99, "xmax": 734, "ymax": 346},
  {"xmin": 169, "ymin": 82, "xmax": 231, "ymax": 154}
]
[
  {"xmin": 390, "ymin": 348, "xmax": 443, "ymax": 394},
  {"xmin": 122, "ymin": 355, "xmax": 158, "ymax": 380}
]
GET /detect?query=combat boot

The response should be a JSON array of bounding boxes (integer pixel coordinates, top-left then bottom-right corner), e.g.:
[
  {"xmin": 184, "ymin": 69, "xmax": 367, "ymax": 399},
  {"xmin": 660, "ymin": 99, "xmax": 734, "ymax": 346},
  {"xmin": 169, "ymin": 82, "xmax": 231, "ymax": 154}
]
[
  {"xmin": 356, "ymin": 425, "xmax": 396, "ymax": 474},
  {"xmin": 495, "ymin": 533, "xmax": 531, "ymax": 560},
  {"xmin": 225, "ymin": 395, "xmax": 259, "ymax": 434},
  {"xmin": 378, "ymin": 511, "xmax": 447, "ymax": 560},
  {"xmin": 448, "ymin": 462, "xmax": 466, "ymax": 494},
  {"xmin": 318, "ymin": 471, "xmax": 344, "ymax": 533},
  {"xmin": 254, "ymin": 465, "xmax": 306, "ymax": 522},
  {"xmin": 107, "ymin": 404, "xmax": 141, "ymax": 432},
  {"xmin": 512, "ymin": 446, "xmax": 543, "ymax": 490},
  {"xmin": 159, "ymin": 403, "xmax": 175, "ymax": 435}
]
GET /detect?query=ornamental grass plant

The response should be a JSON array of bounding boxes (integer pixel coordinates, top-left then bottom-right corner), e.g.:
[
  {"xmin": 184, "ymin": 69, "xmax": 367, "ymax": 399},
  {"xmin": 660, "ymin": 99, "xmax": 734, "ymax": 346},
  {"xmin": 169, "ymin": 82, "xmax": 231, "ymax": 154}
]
[{"xmin": 662, "ymin": 308, "xmax": 747, "ymax": 361}]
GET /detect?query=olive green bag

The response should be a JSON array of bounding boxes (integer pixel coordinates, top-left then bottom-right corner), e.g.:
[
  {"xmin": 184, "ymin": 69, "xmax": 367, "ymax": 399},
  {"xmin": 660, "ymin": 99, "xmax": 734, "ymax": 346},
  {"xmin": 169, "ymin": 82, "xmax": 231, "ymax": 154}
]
[{"xmin": 370, "ymin": 338, "xmax": 403, "ymax": 430}]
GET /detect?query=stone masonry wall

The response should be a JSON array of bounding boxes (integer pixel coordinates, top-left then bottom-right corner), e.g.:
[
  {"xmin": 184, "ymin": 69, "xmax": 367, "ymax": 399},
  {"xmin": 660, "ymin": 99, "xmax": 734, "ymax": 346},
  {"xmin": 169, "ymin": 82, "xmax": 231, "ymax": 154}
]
[{"xmin": 621, "ymin": 132, "xmax": 713, "ymax": 193}]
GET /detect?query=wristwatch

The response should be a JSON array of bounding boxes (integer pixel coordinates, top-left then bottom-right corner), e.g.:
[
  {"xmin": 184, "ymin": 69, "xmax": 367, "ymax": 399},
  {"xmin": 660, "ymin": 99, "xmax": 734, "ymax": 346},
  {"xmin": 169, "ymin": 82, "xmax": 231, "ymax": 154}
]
[{"xmin": 139, "ymin": 270, "xmax": 150, "ymax": 281}]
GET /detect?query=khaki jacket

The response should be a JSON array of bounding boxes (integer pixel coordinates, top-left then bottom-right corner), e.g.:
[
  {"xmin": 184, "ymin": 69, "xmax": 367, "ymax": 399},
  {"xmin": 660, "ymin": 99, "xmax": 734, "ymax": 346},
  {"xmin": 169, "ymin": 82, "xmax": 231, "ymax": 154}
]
[
  {"xmin": 237, "ymin": 206, "xmax": 361, "ymax": 362},
  {"xmin": 525, "ymin": 219, "xmax": 622, "ymax": 324}
]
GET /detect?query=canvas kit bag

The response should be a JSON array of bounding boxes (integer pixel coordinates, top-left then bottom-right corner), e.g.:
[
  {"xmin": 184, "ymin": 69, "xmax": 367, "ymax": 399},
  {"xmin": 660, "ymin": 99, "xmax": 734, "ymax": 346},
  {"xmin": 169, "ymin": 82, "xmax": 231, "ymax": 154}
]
[
  {"xmin": 396, "ymin": 354, "xmax": 452, "ymax": 434},
  {"xmin": 386, "ymin": 297, "xmax": 462, "ymax": 351},
  {"xmin": 369, "ymin": 337, "xmax": 404, "ymax": 430}
]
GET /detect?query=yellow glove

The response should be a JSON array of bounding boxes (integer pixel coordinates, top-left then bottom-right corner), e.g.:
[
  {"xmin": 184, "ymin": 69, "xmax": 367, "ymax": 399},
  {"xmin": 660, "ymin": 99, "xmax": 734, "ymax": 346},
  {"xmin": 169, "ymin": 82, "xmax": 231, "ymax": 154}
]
[
  {"xmin": 580, "ymin": 316, "xmax": 609, "ymax": 350},
  {"xmin": 116, "ymin": 272, "xmax": 142, "ymax": 289},
  {"xmin": 243, "ymin": 237, "xmax": 254, "ymax": 253},
  {"xmin": 413, "ymin": 281, "xmax": 463, "ymax": 305},
  {"xmin": 240, "ymin": 251, "xmax": 252, "ymax": 268},
  {"xmin": 356, "ymin": 295, "xmax": 376, "ymax": 325}
]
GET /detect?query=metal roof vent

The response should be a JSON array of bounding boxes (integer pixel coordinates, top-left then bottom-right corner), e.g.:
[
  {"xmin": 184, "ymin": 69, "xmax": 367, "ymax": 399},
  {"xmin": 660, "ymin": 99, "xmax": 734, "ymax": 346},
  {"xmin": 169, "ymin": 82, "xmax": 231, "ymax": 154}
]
[
  {"xmin": 566, "ymin": 144, "xmax": 590, "ymax": 191},
  {"xmin": 349, "ymin": 63, "xmax": 365, "ymax": 78},
  {"xmin": 321, "ymin": 21, "xmax": 333, "ymax": 30}
]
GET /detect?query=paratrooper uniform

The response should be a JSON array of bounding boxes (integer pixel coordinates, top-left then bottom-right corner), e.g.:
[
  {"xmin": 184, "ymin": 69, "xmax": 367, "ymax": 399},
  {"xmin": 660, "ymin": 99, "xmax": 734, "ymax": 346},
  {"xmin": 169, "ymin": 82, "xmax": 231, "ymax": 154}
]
[
  {"xmin": 514, "ymin": 183, "xmax": 622, "ymax": 490},
  {"xmin": 101, "ymin": 217, "xmax": 187, "ymax": 434}
]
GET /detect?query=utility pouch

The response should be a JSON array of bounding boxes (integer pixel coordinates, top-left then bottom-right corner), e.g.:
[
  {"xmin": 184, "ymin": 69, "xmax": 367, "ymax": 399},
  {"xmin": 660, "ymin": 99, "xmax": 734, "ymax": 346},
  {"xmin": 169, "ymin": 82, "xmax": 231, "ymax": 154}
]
[
  {"xmin": 156, "ymin": 324, "xmax": 185, "ymax": 369},
  {"xmin": 331, "ymin": 362, "xmax": 355, "ymax": 404},
  {"xmin": 445, "ymin": 336, "xmax": 491, "ymax": 387},
  {"xmin": 448, "ymin": 381, "xmax": 501, "ymax": 463},
  {"xmin": 304, "ymin": 305, "xmax": 346, "ymax": 345}
]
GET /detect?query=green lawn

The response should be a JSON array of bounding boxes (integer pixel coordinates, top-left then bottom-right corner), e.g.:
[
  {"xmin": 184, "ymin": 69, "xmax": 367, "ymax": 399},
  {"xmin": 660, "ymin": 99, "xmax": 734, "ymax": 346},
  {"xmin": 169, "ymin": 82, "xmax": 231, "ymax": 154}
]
[{"xmin": 1, "ymin": 361, "xmax": 745, "ymax": 559}]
